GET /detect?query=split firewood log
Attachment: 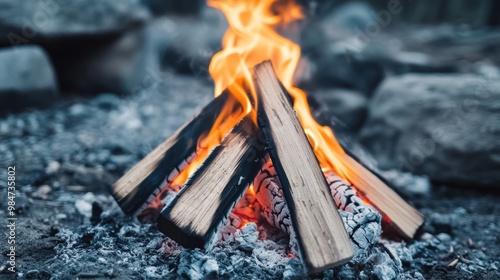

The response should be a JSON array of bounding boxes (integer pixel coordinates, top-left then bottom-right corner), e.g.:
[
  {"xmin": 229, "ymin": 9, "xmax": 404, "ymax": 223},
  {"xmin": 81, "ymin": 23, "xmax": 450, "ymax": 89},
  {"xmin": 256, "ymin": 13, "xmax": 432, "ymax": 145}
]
[{"xmin": 253, "ymin": 155, "xmax": 382, "ymax": 260}]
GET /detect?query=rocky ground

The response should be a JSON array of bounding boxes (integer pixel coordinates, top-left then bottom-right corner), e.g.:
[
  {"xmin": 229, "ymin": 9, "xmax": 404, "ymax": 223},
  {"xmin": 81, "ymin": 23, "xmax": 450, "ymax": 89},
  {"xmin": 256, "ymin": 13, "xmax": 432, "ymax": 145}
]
[
  {"xmin": 0, "ymin": 74, "xmax": 499, "ymax": 279},
  {"xmin": 1, "ymin": 0, "xmax": 500, "ymax": 279}
]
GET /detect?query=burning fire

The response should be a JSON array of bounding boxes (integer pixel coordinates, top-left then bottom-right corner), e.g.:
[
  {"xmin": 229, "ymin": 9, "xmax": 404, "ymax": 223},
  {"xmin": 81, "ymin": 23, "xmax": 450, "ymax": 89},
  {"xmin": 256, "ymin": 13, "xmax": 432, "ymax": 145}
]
[
  {"xmin": 140, "ymin": 0, "xmax": 357, "ymax": 222},
  {"xmin": 207, "ymin": 0, "xmax": 352, "ymax": 181}
]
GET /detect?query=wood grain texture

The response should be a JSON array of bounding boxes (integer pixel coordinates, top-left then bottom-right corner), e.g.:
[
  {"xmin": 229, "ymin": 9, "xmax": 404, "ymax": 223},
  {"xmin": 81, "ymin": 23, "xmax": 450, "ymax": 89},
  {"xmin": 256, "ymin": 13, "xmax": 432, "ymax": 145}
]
[
  {"xmin": 111, "ymin": 91, "xmax": 242, "ymax": 216},
  {"xmin": 253, "ymin": 158, "xmax": 382, "ymax": 261},
  {"xmin": 158, "ymin": 117, "xmax": 263, "ymax": 248},
  {"xmin": 253, "ymin": 61, "xmax": 353, "ymax": 273},
  {"xmin": 341, "ymin": 154, "xmax": 424, "ymax": 239}
]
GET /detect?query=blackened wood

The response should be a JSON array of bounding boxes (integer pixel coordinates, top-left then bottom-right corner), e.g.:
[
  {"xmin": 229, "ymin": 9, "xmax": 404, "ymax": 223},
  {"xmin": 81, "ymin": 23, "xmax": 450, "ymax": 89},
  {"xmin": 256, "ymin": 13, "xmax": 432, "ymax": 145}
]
[
  {"xmin": 111, "ymin": 91, "xmax": 242, "ymax": 216},
  {"xmin": 340, "ymin": 155, "xmax": 425, "ymax": 239},
  {"xmin": 157, "ymin": 117, "xmax": 263, "ymax": 248},
  {"xmin": 308, "ymin": 94, "xmax": 424, "ymax": 239},
  {"xmin": 253, "ymin": 61, "xmax": 353, "ymax": 273}
]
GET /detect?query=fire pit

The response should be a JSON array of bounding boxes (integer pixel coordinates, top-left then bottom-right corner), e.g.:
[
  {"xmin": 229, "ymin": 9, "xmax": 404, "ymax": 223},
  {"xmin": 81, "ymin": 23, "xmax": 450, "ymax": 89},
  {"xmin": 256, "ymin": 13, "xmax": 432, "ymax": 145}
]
[{"xmin": 111, "ymin": 0, "xmax": 423, "ymax": 275}]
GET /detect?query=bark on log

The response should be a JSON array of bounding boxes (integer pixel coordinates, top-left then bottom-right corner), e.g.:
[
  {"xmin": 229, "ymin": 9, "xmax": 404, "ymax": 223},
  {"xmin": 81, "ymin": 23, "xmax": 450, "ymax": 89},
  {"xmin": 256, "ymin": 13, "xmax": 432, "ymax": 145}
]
[
  {"xmin": 253, "ymin": 61, "xmax": 353, "ymax": 272},
  {"xmin": 157, "ymin": 117, "xmax": 263, "ymax": 248},
  {"xmin": 111, "ymin": 90, "xmax": 243, "ymax": 216}
]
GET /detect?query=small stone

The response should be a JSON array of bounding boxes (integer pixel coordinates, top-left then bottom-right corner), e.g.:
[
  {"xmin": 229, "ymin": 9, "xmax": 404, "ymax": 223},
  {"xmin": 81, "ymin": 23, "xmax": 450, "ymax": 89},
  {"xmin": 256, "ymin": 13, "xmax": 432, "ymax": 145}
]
[
  {"xmin": 202, "ymin": 259, "xmax": 219, "ymax": 277},
  {"xmin": 420, "ymin": 232, "xmax": 434, "ymax": 241},
  {"xmin": 75, "ymin": 199, "xmax": 93, "ymax": 218},
  {"xmin": 45, "ymin": 161, "xmax": 61, "ymax": 175},
  {"xmin": 56, "ymin": 214, "xmax": 67, "ymax": 220},
  {"xmin": 32, "ymin": 185, "xmax": 52, "ymax": 200},
  {"xmin": 82, "ymin": 192, "xmax": 97, "ymax": 203},
  {"xmin": 436, "ymin": 233, "xmax": 452, "ymax": 243},
  {"xmin": 454, "ymin": 207, "xmax": 467, "ymax": 215},
  {"xmin": 69, "ymin": 104, "xmax": 88, "ymax": 116}
]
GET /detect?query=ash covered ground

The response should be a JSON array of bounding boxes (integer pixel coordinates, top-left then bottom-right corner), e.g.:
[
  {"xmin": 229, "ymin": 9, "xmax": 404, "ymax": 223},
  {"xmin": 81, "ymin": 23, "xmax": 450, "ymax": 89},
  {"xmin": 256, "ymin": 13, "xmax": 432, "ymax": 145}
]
[
  {"xmin": 1, "ymin": 0, "xmax": 500, "ymax": 279},
  {"xmin": 0, "ymin": 75, "xmax": 499, "ymax": 279}
]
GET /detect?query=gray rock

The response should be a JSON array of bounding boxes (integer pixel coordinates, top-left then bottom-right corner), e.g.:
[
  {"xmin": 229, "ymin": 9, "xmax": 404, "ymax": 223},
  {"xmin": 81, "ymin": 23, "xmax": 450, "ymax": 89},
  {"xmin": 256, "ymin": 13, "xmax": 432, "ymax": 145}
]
[
  {"xmin": 0, "ymin": 45, "xmax": 58, "ymax": 112},
  {"xmin": 75, "ymin": 192, "xmax": 96, "ymax": 218},
  {"xmin": 0, "ymin": 0, "xmax": 150, "ymax": 46},
  {"xmin": 313, "ymin": 88, "xmax": 368, "ymax": 130},
  {"xmin": 45, "ymin": 160, "xmax": 61, "ymax": 175},
  {"xmin": 32, "ymin": 185, "xmax": 52, "ymax": 200},
  {"xmin": 360, "ymin": 74, "xmax": 500, "ymax": 187}
]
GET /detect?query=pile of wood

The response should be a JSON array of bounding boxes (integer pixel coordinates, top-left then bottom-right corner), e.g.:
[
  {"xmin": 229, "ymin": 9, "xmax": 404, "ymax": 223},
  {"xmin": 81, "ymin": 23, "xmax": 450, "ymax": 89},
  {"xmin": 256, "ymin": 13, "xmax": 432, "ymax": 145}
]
[{"xmin": 111, "ymin": 61, "xmax": 424, "ymax": 273}]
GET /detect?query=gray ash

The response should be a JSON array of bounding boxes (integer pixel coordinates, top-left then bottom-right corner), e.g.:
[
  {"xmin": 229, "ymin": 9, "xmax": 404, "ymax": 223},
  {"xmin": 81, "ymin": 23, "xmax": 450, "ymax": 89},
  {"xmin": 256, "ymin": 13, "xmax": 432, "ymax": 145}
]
[{"xmin": 1, "ymin": 76, "xmax": 498, "ymax": 279}]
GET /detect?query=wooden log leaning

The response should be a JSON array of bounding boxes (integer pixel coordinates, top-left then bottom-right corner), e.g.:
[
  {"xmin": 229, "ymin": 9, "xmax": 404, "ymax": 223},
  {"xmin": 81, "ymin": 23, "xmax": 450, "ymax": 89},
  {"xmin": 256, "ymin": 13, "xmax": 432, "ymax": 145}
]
[
  {"xmin": 111, "ymin": 91, "xmax": 242, "ymax": 216},
  {"xmin": 253, "ymin": 157, "xmax": 382, "ymax": 261},
  {"xmin": 253, "ymin": 60, "xmax": 354, "ymax": 273},
  {"xmin": 339, "ymin": 155, "xmax": 425, "ymax": 240},
  {"xmin": 157, "ymin": 117, "xmax": 264, "ymax": 248}
]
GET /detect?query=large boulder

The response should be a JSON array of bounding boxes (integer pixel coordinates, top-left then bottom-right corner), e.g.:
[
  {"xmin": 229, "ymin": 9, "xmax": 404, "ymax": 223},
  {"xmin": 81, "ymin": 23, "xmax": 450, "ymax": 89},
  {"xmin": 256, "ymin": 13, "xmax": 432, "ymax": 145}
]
[
  {"xmin": 360, "ymin": 74, "xmax": 500, "ymax": 187},
  {"xmin": 0, "ymin": 45, "xmax": 58, "ymax": 112},
  {"xmin": 0, "ymin": 0, "xmax": 150, "ymax": 46}
]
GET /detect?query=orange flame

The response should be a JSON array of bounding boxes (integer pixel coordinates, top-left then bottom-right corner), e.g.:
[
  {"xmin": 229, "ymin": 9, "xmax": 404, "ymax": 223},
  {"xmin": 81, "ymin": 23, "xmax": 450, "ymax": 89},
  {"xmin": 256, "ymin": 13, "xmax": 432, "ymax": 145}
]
[
  {"xmin": 140, "ymin": 0, "xmax": 353, "ymax": 223},
  {"xmin": 208, "ymin": 0, "xmax": 352, "ymax": 181},
  {"xmin": 169, "ymin": 99, "xmax": 244, "ymax": 187},
  {"xmin": 170, "ymin": 0, "xmax": 307, "ymax": 188}
]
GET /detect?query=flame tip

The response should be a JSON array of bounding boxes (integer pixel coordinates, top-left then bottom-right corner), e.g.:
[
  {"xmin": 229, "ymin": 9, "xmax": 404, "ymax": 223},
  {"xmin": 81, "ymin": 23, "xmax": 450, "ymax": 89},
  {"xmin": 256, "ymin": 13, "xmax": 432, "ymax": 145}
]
[{"xmin": 207, "ymin": 0, "xmax": 351, "ymax": 188}]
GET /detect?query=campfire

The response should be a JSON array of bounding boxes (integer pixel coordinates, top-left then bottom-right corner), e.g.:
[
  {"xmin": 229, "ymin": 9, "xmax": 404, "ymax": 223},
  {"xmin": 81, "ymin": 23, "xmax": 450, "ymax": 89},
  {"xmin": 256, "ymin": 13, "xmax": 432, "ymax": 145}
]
[{"xmin": 111, "ymin": 0, "xmax": 424, "ymax": 273}]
